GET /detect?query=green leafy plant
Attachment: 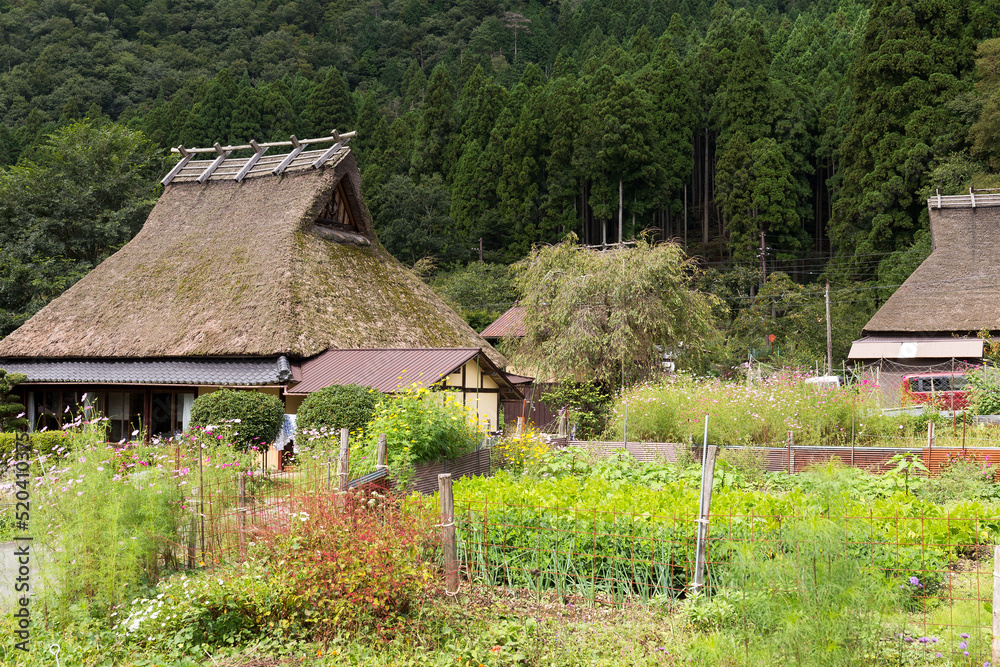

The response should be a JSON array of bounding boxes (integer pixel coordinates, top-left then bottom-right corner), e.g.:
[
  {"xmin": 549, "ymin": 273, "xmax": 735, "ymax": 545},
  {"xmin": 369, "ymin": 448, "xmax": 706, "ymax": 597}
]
[
  {"xmin": 0, "ymin": 368, "xmax": 27, "ymax": 431},
  {"xmin": 117, "ymin": 562, "xmax": 305, "ymax": 650},
  {"xmin": 966, "ymin": 365, "xmax": 1000, "ymax": 415},
  {"xmin": 886, "ymin": 452, "xmax": 929, "ymax": 496},
  {"xmin": 360, "ymin": 387, "xmax": 484, "ymax": 472},
  {"xmin": 295, "ymin": 384, "xmax": 383, "ymax": 442},
  {"xmin": 541, "ymin": 380, "xmax": 611, "ymax": 440},
  {"xmin": 0, "ymin": 430, "xmax": 70, "ymax": 462},
  {"xmin": 189, "ymin": 389, "xmax": 283, "ymax": 452}
]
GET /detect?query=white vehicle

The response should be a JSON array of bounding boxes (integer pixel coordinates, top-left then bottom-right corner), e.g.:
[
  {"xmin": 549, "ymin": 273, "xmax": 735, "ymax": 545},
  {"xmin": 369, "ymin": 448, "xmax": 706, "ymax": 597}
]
[{"xmin": 804, "ymin": 375, "xmax": 842, "ymax": 390}]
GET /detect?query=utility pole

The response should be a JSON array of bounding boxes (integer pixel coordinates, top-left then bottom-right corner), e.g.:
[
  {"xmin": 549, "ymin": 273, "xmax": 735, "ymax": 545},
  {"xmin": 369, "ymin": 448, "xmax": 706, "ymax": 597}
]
[{"xmin": 825, "ymin": 282, "xmax": 833, "ymax": 375}]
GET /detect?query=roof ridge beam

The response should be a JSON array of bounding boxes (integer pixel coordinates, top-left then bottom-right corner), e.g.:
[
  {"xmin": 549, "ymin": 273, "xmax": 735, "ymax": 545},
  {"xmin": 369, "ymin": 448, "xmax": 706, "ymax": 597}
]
[{"xmin": 171, "ymin": 131, "xmax": 357, "ymax": 155}]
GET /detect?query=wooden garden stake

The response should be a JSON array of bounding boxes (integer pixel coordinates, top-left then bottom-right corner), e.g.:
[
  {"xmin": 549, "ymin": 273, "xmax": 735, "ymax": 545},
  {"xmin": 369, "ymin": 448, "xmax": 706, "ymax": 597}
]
[
  {"xmin": 338, "ymin": 428, "xmax": 350, "ymax": 505},
  {"xmin": 439, "ymin": 474, "xmax": 458, "ymax": 594},
  {"xmin": 376, "ymin": 433, "xmax": 387, "ymax": 469},
  {"xmin": 787, "ymin": 431, "xmax": 794, "ymax": 474},
  {"xmin": 692, "ymin": 445, "xmax": 718, "ymax": 594}
]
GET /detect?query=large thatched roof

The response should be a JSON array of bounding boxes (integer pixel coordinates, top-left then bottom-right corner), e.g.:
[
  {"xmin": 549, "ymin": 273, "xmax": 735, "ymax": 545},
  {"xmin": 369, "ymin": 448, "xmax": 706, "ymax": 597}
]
[
  {"xmin": 0, "ymin": 144, "xmax": 505, "ymax": 366},
  {"xmin": 864, "ymin": 192, "xmax": 1000, "ymax": 336}
]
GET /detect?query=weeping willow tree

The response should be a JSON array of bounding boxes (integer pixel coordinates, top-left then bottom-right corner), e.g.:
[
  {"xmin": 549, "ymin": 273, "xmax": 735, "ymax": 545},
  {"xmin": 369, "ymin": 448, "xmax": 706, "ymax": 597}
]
[{"xmin": 511, "ymin": 235, "xmax": 719, "ymax": 388}]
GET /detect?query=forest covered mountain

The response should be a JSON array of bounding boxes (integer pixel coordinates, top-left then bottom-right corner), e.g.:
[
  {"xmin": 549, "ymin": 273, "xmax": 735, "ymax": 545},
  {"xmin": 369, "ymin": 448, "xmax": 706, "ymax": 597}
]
[{"xmin": 1, "ymin": 0, "xmax": 999, "ymax": 365}]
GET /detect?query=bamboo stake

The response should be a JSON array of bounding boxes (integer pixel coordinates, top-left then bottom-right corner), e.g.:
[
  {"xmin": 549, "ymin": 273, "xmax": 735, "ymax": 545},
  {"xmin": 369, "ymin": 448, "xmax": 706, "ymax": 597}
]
[{"xmin": 993, "ymin": 545, "xmax": 1000, "ymax": 664}]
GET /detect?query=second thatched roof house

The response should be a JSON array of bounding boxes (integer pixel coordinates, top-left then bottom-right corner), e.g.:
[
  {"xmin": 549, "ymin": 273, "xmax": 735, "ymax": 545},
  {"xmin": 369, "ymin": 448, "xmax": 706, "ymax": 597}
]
[
  {"xmin": 848, "ymin": 189, "xmax": 1000, "ymax": 406},
  {"xmin": 0, "ymin": 132, "xmax": 518, "ymax": 442}
]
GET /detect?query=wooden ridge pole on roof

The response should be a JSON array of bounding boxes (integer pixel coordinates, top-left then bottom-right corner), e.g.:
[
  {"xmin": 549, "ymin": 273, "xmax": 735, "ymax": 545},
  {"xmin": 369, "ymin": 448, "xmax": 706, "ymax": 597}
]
[{"xmin": 170, "ymin": 131, "xmax": 357, "ymax": 155}]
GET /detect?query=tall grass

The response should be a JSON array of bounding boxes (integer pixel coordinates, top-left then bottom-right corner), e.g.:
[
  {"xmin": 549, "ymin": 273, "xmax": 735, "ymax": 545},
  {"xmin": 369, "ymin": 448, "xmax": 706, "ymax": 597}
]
[
  {"xmin": 33, "ymin": 419, "xmax": 266, "ymax": 615},
  {"xmin": 608, "ymin": 371, "xmax": 867, "ymax": 446}
]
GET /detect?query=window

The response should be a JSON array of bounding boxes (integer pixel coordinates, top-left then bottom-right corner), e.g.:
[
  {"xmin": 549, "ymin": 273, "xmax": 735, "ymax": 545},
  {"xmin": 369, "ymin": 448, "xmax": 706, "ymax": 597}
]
[
  {"xmin": 28, "ymin": 389, "xmax": 195, "ymax": 441},
  {"xmin": 315, "ymin": 181, "xmax": 359, "ymax": 233},
  {"xmin": 150, "ymin": 392, "xmax": 194, "ymax": 437}
]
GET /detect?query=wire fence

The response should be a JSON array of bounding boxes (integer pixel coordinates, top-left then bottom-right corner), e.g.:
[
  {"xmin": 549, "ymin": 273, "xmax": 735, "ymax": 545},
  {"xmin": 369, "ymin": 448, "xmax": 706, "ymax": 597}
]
[
  {"xmin": 568, "ymin": 439, "xmax": 1000, "ymax": 477},
  {"xmin": 169, "ymin": 442, "xmax": 496, "ymax": 568},
  {"xmin": 453, "ymin": 500, "xmax": 998, "ymax": 661}
]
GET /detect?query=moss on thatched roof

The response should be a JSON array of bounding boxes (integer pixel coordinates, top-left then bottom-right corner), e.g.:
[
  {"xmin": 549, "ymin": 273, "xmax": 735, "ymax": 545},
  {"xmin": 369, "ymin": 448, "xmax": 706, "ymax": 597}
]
[
  {"xmin": 0, "ymin": 151, "xmax": 505, "ymax": 366},
  {"xmin": 864, "ymin": 200, "xmax": 1000, "ymax": 336}
]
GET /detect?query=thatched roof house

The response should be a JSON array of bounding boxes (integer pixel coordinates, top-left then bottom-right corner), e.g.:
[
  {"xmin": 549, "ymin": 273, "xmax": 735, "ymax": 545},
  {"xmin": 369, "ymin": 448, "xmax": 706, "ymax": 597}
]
[
  {"xmin": 0, "ymin": 133, "xmax": 516, "ymax": 441},
  {"xmin": 861, "ymin": 190, "xmax": 1000, "ymax": 338},
  {"xmin": 849, "ymin": 190, "xmax": 1000, "ymax": 406}
]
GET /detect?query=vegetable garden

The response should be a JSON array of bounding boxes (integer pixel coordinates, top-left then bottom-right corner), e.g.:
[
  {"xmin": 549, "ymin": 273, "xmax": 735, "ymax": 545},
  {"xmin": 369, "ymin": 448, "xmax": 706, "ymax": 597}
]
[{"xmin": 4, "ymin": 373, "xmax": 1000, "ymax": 665}]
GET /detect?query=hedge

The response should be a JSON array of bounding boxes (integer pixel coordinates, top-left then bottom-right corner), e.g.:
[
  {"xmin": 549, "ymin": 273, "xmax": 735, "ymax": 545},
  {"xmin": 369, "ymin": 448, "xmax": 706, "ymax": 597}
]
[{"xmin": 189, "ymin": 390, "xmax": 284, "ymax": 451}]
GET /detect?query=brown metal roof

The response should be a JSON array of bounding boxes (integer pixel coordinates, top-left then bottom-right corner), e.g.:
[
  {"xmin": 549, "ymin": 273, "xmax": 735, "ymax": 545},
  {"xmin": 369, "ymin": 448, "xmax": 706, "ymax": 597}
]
[
  {"xmin": 480, "ymin": 305, "xmax": 525, "ymax": 339},
  {"xmin": 504, "ymin": 372, "xmax": 535, "ymax": 385},
  {"xmin": 287, "ymin": 348, "xmax": 518, "ymax": 395}
]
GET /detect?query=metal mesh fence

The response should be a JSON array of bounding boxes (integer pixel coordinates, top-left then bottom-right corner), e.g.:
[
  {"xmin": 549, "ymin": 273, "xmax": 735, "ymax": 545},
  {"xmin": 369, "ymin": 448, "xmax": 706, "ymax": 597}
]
[{"xmin": 454, "ymin": 500, "xmax": 997, "ymax": 661}]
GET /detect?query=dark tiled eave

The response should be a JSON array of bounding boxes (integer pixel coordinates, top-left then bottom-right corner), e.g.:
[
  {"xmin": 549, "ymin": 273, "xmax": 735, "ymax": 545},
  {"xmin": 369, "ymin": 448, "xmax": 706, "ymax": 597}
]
[{"xmin": 0, "ymin": 357, "xmax": 291, "ymax": 386}]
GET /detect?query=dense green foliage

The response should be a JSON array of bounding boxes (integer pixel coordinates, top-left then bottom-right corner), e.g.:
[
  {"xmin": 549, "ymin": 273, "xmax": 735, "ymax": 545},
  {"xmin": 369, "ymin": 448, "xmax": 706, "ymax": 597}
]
[
  {"xmin": 0, "ymin": 120, "xmax": 162, "ymax": 334},
  {"xmin": 966, "ymin": 366, "xmax": 1000, "ymax": 415},
  {"xmin": 513, "ymin": 236, "xmax": 717, "ymax": 384},
  {"xmin": 0, "ymin": 430, "xmax": 67, "ymax": 459},
  {"xmin": 295, "ymin": 384, "xmax": 383, "ymax": 440},
  {"xmin": 4, "ymin": 0, "xmax": 1000, "ymax": 366},
  {"xmin": 189, "ymin": 389, "xmax": 284, "ymax": 451},
  {"xmin": 357, "ymin": 387, "xmax": 483, "ymax": 469},
  {"xmin": 452, "ymin": 455, "xmax": 996, "ymax": 605},
  {"xmin": 0, "ymin": 368, "xmax": 26, "ymax": 431},
  {"xmin": 427, "ymin": 262, "xmax": 516, "ymax": 331},
  {"xmin": 540, "ymin": 380, "xmax": 611, "ymax": 440},
  {"xmin": 608, "ymin": 371, "xmax": 995, "ymax": 447}
]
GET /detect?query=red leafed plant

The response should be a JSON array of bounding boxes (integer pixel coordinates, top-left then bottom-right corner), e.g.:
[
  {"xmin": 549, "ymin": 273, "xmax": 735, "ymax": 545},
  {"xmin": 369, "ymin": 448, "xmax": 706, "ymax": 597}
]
[{"xmin": 255, "ymin": 489, "xmax": 439, "ymax": 639}]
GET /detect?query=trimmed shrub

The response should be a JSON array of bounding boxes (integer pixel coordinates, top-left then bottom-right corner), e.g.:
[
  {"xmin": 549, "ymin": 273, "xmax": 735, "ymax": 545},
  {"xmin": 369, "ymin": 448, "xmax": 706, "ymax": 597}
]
[
  {"xmin": 296, "ymin": 384, "xmax": 383, "ymax": 441},
  {"xmin": 189, "ymin": 389, "xmax": 283, "ymax": 451},
  {"xmin": 0, "ymin": 430, "xmax": 71, "ymax": 461}
]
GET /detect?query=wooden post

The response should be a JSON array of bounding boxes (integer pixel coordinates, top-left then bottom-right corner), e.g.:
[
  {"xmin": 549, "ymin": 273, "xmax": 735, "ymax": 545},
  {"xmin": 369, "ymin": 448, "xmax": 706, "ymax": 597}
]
[
  {"xmin": 692, "ymin": 445, "xmax": 719, "ymax": 594},
  {"xmin": 558, "ymin": 411, "xmax": 568, "ymax": 439},
  {"xmin": 927, "ymin": 421, "xmax": 935, "ymax": 472},
  {"xmin": 993, "ymin": 545, "xmax": 1000, "ymax": 664},
  {"xmin": 439, "ymin": 474, "xmax": 458, "ymax": 594},
  {"xmin": 516, "ymin": 416, "xmax": 524, "ymax": 437},
  {"xmin": 376, "ymin": 433, "xmax": 388, "ymax": 469},
  {"xmin": 787, "ymin": 431, "xmax": 794, "ymax": 474},
  {"xmin": 187, "ymin": 512, "xmax": 197, "ymax": 569},
  {"xmin": 338, "ymin": 428, "xmax": 350, "ymax": 504}
]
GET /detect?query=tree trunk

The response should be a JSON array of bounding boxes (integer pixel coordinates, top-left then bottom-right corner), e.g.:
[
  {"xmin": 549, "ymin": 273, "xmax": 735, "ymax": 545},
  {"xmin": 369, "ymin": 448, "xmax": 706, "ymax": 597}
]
[
  {"xmin": 618, "ymin": 179, "xmax": 623, "ymax": 244},
  {"xmin": 703, "ymin": 127, "xmax": 709, "ymax": 249}
]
